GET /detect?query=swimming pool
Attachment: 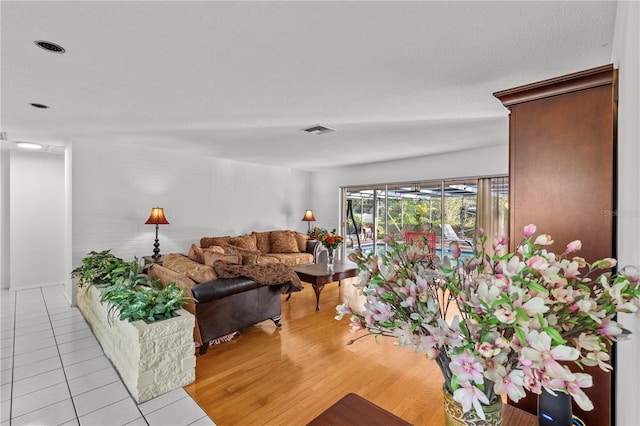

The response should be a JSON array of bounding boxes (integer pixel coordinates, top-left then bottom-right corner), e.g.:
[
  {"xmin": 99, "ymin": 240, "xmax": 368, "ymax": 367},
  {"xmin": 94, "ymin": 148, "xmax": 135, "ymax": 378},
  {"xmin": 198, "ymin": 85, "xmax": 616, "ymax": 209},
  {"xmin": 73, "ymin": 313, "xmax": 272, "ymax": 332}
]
[{"xmin": 346, "ymin": 241, "xmax": 474, "ymax": 261}]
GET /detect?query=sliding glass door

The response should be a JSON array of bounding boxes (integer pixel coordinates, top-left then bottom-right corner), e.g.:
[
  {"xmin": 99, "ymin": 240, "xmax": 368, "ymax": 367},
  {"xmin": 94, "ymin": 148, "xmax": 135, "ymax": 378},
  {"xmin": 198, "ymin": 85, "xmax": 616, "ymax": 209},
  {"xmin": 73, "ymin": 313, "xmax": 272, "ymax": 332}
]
[
  {"xmin": 342, "ymin": 176, "xmax": 508, "ymax": 259},
  {"xmin": 344, "ymin": 187, "xmax": 382, "ymax": 255}
]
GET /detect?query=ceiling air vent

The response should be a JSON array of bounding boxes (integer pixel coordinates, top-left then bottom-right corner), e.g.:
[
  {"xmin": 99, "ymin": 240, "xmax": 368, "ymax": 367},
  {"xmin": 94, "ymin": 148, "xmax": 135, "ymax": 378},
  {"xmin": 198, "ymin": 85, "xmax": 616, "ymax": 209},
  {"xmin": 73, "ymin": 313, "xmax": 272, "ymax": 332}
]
[
  {"xmin": 34, "ymin": 40, "xmax": 65, "ymax": 54},
  {"xmin": 302, "ymin": 125, "xmax": 336, "ymax": 135},
  {"xmin": 47, "ymin": 145, "xmax": 65, "ymax": 155}
]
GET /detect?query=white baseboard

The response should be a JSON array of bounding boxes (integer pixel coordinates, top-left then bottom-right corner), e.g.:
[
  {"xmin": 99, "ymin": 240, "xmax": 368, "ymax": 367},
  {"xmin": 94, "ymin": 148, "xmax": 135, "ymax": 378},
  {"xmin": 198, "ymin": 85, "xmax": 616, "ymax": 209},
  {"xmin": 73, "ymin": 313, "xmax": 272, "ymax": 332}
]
[{"xmin": 8, "ymin": 281, "xmax": 65, "ymax": 292}]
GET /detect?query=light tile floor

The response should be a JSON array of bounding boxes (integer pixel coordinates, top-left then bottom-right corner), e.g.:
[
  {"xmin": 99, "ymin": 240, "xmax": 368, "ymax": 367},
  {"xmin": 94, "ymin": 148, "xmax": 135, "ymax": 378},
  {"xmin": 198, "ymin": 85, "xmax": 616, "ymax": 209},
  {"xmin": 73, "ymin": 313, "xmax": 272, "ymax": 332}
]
[{"xmin": 1, "ymin": 286, "xmax": 215, "ymax": 426}]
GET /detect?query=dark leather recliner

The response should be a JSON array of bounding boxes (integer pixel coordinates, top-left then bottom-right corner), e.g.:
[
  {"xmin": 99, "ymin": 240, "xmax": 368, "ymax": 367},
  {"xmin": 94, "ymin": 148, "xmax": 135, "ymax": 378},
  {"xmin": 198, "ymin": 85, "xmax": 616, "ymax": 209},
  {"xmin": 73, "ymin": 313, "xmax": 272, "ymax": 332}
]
[
  {"xmin": 190, "ymin": 277, "xmax": 282, "ymax": 355},
  {"xmin": 148, "ymin": 263, "xmax": 286, "ymax": 355}
]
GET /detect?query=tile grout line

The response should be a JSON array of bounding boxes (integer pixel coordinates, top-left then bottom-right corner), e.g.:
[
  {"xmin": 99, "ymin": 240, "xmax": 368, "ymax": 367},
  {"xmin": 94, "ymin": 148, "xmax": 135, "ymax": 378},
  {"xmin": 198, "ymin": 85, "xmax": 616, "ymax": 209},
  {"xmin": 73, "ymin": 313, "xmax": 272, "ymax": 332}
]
[
  {"xmin": 68, "ymin": 376, "xmax": 120, "ymax": 399},
  {"xmin": 186, "ymin": 415, "xmax": 212, "ymax": 426},
  {"xmin": 65, "ymin": 365, "xmax": 114, "ymax": 391},
  {"xmin": 60, "ymin": 353, "xmax": 104, "ymax": 369},
  {"xmin": 11, "ymin": 367, "xmax": 63, "ymax": 390},
  {"xmin": 12, "ymin": 360, "xmax": 113, "ymax": 399},
  {"xmin": 74, "ymin": 395, "xmax": 130, "ymax": 421},
  {"xmin": 40, "ymin": 287, "xmax": 81, "ymax": 425},
  {"xmin": 12, "ymin": 396, "xmax": 75, "ymax": 423},
  {"xmin": 140, "ymin": 393, "xmax": 188, "ymax": 416},
  {"xmin": 8, "ymin": 290, "xmax": 16, "ymax": 425}
]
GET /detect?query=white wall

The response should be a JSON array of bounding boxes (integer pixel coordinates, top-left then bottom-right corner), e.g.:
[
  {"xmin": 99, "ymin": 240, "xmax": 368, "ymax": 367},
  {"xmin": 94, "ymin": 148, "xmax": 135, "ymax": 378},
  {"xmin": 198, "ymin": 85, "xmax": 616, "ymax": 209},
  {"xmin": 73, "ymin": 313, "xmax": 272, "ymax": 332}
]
[
  {"xmin": 8, "ymin": 151, "xmax": 66, "ymax": 290},
  {"xmin": 63, "ymin": 144, "xmax": 74, "ymax": 304},
  {"xmin": 0, "ymin": 148, "xmax": 10, "ymax": 289},
  {"xmin": 612, "ymin": 2, "xmax": 640, "ymax": 425},
  {"xmin": 309, "ymin": 144, "xmax": 508, "ymax": 234},
  {"xmin": 71, "ymin": 140, "xmax": 311, "ymax": 271}
]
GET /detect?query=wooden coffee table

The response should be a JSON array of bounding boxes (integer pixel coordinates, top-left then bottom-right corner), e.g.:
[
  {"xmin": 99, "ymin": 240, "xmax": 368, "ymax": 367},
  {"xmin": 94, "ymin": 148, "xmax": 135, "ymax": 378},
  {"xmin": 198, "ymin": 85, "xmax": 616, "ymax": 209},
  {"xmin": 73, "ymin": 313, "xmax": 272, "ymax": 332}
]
[{"xmin": 292, "ymin": 260, "xmax": 359, "ymax": 310}]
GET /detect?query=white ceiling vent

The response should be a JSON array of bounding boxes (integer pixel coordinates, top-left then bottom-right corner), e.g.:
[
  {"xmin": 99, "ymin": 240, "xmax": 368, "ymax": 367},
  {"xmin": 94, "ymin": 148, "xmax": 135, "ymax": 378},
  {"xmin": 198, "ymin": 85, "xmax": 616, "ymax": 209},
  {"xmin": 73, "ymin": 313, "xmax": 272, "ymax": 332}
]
[
  {"xmin": 302, "ymin": 125, "xmax": 336, "ymax": 135},
  {"xmin": 47, "ymin": 145, "xmax": 65, "ymax": 155}
]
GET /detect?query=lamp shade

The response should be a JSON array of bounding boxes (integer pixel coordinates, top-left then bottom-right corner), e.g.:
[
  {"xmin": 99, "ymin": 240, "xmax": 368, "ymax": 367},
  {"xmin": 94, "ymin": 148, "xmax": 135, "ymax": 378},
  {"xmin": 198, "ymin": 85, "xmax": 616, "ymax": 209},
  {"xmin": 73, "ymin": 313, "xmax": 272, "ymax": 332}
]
[
  {"xmin": 145, "ymin": 207, "xmax": 169, "ymax": 225},
  {"xmin": 301, "ymin": 210, "xmax": 316, "ymax": 222}
]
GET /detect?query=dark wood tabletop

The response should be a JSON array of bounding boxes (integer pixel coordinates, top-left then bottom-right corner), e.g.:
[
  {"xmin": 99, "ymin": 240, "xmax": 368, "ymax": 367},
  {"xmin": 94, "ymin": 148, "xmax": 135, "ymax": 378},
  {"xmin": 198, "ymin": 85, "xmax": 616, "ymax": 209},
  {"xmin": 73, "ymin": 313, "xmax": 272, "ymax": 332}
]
[
  {"xmin": 307, "ymin": 393, "xmax": 411, "ymax": 426},
  {"xmin": 292, "ymin": 260, "xmax": 359, "ymax": 310},
  {"xmin": 307, "ymin": 393, "xmax": 539, "ymax": 426}
]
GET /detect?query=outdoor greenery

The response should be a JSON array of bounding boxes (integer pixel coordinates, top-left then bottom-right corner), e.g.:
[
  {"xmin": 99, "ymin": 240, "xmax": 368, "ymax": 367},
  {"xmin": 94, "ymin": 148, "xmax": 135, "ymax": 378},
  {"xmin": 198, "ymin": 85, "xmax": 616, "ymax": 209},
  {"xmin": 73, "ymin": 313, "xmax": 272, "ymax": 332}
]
[
  {"xmin": 349, "ymin": 195, "xmax": 475, "ymax": 239},
  {"xmin": 72, "ymin": 250, "xmax": 192, "ymax": 323}
]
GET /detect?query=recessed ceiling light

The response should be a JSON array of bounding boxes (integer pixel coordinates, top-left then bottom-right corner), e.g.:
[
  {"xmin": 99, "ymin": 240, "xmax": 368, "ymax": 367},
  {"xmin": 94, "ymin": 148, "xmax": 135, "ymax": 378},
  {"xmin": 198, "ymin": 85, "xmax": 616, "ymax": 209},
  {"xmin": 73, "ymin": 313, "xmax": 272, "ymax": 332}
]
[
  {"xmin": 34, "ymin": 40, "xmax": 65, "ymax": 54},
  {"xmin": 29, "ymin": 103, "xmax": 49, "ymax": 109},
  {"xmin": 17, "ymin": 142, "xmax": 43, "ymax": 150},
  {"xmin": 302, "ymin": 125, "xmax": 336, "ymax": 135}
]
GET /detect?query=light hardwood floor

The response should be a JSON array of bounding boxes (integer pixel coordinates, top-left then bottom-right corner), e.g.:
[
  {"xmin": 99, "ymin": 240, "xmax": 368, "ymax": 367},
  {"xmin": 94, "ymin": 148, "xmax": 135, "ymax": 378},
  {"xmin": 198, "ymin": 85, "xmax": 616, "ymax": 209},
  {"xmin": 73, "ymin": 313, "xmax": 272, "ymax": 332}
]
[{"xmin": 184, "ymin": 280, "xmax": 447, "ymax": 425}]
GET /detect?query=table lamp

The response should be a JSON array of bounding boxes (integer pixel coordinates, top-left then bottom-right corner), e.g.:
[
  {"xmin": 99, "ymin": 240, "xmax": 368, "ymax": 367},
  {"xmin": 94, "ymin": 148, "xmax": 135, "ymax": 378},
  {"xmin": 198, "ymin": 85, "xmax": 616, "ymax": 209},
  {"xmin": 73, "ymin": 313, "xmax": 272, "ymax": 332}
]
[
  {"xmin": 301, "ymin": 210, "xmax": 316, "ymax": 234},
  {"xmin": 145, "ymin": 207, "xmax": 170, "ymax": 260}
]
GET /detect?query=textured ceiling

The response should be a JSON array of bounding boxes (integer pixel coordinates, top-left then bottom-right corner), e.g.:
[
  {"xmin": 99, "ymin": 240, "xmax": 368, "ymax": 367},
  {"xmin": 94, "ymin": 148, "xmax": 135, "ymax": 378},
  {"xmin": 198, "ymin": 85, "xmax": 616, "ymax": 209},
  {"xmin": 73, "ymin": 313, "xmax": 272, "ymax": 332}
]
[{"xmin": 1, "ymin": 1, "xmax": 617, "ymax": 170}]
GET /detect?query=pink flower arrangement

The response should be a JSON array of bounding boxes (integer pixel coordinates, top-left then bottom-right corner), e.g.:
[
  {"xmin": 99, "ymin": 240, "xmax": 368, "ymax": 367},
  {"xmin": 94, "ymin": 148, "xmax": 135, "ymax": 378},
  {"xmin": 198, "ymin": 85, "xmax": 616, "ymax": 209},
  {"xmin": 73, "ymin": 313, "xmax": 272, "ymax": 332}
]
[{"xmin": 336, "ymin": 225, "xmax": 640, "ymax": 420}]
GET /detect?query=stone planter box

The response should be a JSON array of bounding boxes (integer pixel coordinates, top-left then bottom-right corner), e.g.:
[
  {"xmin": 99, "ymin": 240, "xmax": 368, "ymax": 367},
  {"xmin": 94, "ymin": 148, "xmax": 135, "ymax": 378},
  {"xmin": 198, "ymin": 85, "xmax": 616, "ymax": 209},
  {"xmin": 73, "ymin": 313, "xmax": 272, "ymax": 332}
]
[{"xmin": 77, "ymin": 285, "xmax": 196, "ymax": 403}]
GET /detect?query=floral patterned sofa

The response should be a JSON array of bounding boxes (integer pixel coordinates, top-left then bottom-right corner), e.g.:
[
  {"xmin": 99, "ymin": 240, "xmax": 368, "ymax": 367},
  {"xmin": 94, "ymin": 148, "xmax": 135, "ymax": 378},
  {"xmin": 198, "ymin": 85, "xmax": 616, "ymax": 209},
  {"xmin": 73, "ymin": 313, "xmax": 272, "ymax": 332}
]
[{"xmin": 198, "ymin": 230, "xmax": 322, "ymax": 266}]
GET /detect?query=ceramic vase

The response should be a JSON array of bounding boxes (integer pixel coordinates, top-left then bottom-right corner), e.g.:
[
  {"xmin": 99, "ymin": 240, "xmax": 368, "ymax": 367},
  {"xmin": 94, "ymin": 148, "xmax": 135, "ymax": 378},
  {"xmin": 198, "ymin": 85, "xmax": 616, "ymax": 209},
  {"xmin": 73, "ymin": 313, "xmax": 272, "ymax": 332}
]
[{"xmin": 443, "ymin": 386, "xmax": 503, "ymax": 426}]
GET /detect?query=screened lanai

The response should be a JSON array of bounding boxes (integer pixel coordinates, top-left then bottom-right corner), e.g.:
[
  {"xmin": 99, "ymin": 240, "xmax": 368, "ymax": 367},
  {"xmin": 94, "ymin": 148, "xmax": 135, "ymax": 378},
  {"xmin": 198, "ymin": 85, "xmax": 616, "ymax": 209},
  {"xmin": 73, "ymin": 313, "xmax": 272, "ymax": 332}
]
[{"xmin": 341, "ymin": 176, "xmax": 508, "ymax": 260}]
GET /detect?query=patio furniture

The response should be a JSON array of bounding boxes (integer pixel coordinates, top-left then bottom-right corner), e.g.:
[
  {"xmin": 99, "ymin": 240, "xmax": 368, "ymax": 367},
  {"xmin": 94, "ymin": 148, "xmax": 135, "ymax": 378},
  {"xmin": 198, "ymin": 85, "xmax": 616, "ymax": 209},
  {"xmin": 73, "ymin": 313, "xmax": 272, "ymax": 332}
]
[
  {"xmin": 443, "ymin": 224, "xmax": 473, "ymax": 247},
  {"xmin": 404, "ymin": 230, "xmax": 436, "ymax": 259}
]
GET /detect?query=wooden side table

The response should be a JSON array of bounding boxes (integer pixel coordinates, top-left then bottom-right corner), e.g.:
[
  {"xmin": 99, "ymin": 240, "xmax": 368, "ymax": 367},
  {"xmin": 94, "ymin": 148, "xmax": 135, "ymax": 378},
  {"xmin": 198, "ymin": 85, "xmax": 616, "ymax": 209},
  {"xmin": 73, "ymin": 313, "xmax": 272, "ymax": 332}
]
[{"xmin": 143, "ymin": 255, "xmax": 164, "ymax": 266}]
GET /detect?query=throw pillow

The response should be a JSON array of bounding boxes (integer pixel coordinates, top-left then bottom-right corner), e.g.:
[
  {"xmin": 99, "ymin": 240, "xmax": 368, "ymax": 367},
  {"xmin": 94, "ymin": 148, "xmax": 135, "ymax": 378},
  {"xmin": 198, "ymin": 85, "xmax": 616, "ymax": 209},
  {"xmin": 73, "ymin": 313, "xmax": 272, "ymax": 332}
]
[
  {"xmin": 163, "ymin": 253, "xmax": 217, "ymax": 283},
  {"xmin": 257, "ymin": 256, "xmax": 280, "ymax": 265},
  {"xmin": 294, "ymin": 233, "xmax": 309, "ymax": 252},
  {"xmin": 252, "ymin": 231, "xmax": 272, "ymax": 254},
  {"xmin": 205, "ymin": 245, "xmax": 225, "ymax": 255},
  {"xmin": 229, "ymin": 234, "xmax": 258, "ymax": 251},
  {"xmin": 163, "ymin": 253, "xmax": 187, "ymax": 271},
  {"xmin": 200, "ymin": 236, "xmax": 231, "ymax": 249},
  {"xmin": 204, "ymin": 251, "xmax": 241, "ymax": 267},
  {"xmin": 187, "ymin": 244, "xmax": 205, "ymax": 264},
  {"xmin": 270, "ymin": 230, "xmax": 299, "ymax": 253},
  {"xmin": 223, "ymin": 244, "xmax": 261, "ymax": 265},
  {"xmin": 186, "ymin": 265, "xmax": 217, "ymax": 284}
]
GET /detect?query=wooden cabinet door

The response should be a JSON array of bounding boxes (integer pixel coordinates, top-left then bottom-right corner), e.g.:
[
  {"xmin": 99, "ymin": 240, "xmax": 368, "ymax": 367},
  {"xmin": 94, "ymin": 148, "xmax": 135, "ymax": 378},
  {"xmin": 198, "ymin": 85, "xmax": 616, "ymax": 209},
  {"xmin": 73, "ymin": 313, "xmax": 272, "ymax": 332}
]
[{"xmin": 494, "ymin": 64, "xmax": 616, "ymax": 426}]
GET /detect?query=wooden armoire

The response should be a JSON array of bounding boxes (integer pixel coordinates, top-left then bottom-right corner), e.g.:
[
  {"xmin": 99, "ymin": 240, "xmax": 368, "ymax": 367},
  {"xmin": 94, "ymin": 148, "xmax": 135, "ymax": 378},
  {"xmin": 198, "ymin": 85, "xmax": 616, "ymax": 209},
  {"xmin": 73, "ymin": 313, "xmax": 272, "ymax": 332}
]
[{"xmin": 494, "ymin": 64, "xmax": 617, "ymax": 426}]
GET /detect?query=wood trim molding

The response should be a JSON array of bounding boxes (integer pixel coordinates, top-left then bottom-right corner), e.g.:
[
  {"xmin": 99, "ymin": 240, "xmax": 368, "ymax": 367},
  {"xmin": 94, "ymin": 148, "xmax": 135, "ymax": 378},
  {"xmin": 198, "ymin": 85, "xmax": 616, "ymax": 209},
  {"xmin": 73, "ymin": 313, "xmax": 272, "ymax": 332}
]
[{"xmin": 494, "ymin": 64, "xmax": 614, "ymax": 107}]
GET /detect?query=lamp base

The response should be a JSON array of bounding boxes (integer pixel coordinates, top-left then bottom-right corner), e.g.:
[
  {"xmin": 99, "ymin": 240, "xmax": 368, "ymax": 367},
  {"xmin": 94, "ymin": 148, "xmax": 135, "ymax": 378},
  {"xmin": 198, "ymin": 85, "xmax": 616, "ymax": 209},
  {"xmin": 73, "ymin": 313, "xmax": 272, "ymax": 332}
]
[
  {"xmin": 143, "ymin": 256, "xmax": 164, "ymax": 266},
  {"xmin": 152, "ymin": 239, "xmax": 161, "ymax": 259},
  {"xmin": 151, "ymin": 224, "xmax": 161, "ymax": 259}
]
